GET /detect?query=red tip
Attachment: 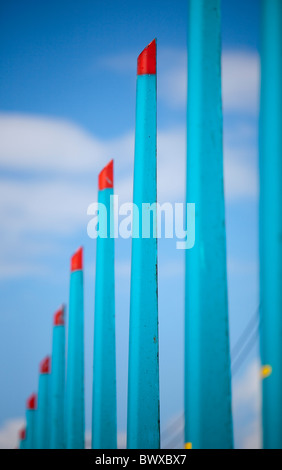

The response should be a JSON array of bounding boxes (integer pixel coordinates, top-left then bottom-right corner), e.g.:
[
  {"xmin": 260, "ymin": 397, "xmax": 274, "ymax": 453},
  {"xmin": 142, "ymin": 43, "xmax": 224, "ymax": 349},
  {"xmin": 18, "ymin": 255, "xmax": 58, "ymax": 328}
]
[
  {"xmin": 19, "ymin": 428, "xmax": 26, "ymax": 440},
  {"xmin": 40, "ymin": 356, "xmax": 51, "ymax": 374},
  {"xmin": 98, "ymin": 160, "xmax": 114, "ymax": 190},
  {"xmin": 54, "ymin": 305, "xmax": 65, "ymax": 326},
  {"xmin": 137, "ymin": 39, "xmax": 156, "ymax": 75},
  {"xmin": 27, "ymin": 393, "xmax": 37, "ymax": 410},
  {"xmin": 71, "ymin": 246, "xmax": 83, "ymax": 272}
]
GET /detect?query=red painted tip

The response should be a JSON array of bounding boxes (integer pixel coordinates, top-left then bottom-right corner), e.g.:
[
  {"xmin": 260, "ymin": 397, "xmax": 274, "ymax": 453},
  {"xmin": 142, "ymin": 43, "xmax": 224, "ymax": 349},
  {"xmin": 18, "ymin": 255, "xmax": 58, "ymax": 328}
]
[
  {"xmin": 98, "ymin": 160, "xmax": 114, "ymax": 190},
  {"xmin": 19, "ymin": 428, "xmax": 26, "ymax": 440},
  {"xmin": 27, "ymin": 393, "xmax": 37, "ymax": 410},
  {"xmin": 137, "ymin": 39, "xmax": 156, "ymax": 75},
  {"xmin": 71, "ymin": 246, "xmax": 83, "ymax": 272},
  {"xmin": 54, "ymin": 305, "xmax": 65, "ymax": 326},
  {"xmin": 40, "ymin": 356, "xmax": 51, "ymax": 374}
]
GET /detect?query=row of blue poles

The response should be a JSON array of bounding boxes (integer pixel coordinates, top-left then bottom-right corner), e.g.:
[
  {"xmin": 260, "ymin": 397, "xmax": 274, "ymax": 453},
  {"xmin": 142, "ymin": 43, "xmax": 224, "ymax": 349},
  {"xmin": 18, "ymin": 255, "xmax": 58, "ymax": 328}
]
[
  {"xmin": 19, "ymin": 37, "xmax": 159, "ymax": 450},
  {"xmin": 18, "ymin": 0, "xmax": 282, "ymax": 449}
]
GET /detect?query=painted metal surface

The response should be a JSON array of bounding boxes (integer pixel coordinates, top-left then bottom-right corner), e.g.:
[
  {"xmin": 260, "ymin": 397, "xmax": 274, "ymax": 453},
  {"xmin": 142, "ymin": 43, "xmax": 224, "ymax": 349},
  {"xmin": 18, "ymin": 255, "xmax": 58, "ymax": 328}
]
[
  {"xmin": 260, "ymin": 0, "xmax": 282, "ymax": 450},
  {"xmin": 50, "ymin": 306, "xmax": 65, "ymax": 449},
  {"xmin": 65, "ymin": 248, "xmax": 85, "ymax": 449},
  {"xmin": 19, "ymin": 428, "xmax": 26, "ymax": 449},
  {"xmin": 185, "ymin": 0, "xmax": 233, "ymax": 449},
  {"xmin": 127, "ymin": 39, "xmax": 160, "ymax": 449},
  {"xmin": 25, "ymin": 409, "xmax": 36, "ymax": 449},
  {"xmin": 37, "ymin": 357, "xmax": 51, "ymax": 449},
  {"xmin": 25, "ymin": 393, "xmax": 37, "ymax": 449},
  {"xmin": 92, "ymin": 160, "xmax": 117, "ymax": 449}
]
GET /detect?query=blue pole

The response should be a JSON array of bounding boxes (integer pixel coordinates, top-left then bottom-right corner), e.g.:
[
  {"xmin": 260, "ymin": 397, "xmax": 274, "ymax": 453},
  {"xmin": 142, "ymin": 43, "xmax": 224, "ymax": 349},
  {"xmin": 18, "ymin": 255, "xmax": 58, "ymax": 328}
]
[
  {"xmin": 25, "ymin": 393, "xmax": 37, "ymax": 449},
  {"xmin": 92, "ymin": 160, "xmax": 117, "ymax": 449},
  {"xmin": 66, "ymin": 247, "xmax": 85, "ymax": 449},
  {"xmin": 127, "ymin": 39, "xmax": 160, "ymax": 449},
  {"xmin": 37, "ymin": 357, "xmax": 51, "ymax": 449},
  {"xmin": 185, "ymin": 0, "xmax": 233, "ymax": 449},
  {"xmin": 260, "ymin": 0, "xmax": 282, "ymax": 450},
  {"xmin": 19, "ymin": 428, "xmax": 26, "ymax": 449},
  {"xmin": 50, "ymin": 306, "xmax": 65, "ymax": 449}
]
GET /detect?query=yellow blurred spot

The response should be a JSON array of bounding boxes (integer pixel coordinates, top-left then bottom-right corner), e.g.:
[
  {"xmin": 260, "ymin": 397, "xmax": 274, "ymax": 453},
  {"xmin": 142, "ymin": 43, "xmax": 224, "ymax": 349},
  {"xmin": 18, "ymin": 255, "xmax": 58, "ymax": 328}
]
[
  {"xmin": 261, "ymin": 365, "xmax": 272, "ymax": 379},
  {"xmin": 185, "ymin": 442, "xmax": 192, "ymax": 449}
]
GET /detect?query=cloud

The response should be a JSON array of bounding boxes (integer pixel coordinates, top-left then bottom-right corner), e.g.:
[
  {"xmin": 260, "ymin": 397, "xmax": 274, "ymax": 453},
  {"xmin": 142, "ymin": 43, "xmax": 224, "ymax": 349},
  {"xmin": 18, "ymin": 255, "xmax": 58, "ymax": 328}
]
[
  {"xmin": 0, "ymin": 96, "xmax": 258, "ymax": 279},
  {"xmin": 222, "ymin": 51, "xmax": 260, "ymax": 115},
  {"xmin": 0, "ymin": 113, "xmax": 136, "ymax": 175},
  {"xmin": 117, "ymin": 432, "xmax": 127, "ymax": 449},
  {"xmin": 99, "ymin": 47, "xmax": 259, "ymax": 115},
  {"xmin": 0, "ymin": 114, "xmax": 104, "ymax": 173},
  {"xmin": 0, "ymin": 418, "xmax": 24, "ymax": 449},
  {"xmin": 232, "ymin": 358, "xmax": 262, "ymax": 449}
]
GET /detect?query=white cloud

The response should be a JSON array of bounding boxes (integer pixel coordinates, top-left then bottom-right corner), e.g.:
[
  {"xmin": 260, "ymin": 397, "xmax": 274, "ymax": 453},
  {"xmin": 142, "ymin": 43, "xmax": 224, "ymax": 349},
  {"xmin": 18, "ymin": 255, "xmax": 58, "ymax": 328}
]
[
  {"xmin": 0, "ymin": 91, "xmax": 258, "ymax": 279},
  {"xmin": 0, "ymin": 114, "xmax": 104, "ymax": 173},
  {"xmin": 222, "ymin": 51, "xmax": 260, "ymax": 115},
  {"xmin": 117, "ymin": 431, "xmax": 127, "ymax": 449},
  {"xmin": 0, "ymin": 113, "xmax": 134, "ymax": 174},
  {"xmin": 232, "ymin": 358, "xmax": 262, "ymax": 449},
  {"xmin": 0, "ymin": 418, "xmax": 24, "ymax": 449}
]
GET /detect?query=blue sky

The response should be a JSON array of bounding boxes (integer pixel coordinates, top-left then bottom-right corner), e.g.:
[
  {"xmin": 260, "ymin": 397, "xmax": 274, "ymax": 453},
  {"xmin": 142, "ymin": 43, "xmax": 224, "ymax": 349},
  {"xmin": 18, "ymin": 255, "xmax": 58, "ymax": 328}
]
[{"xmin": 0, "ymin": 0, "xmax": 261, "ymax": 448}]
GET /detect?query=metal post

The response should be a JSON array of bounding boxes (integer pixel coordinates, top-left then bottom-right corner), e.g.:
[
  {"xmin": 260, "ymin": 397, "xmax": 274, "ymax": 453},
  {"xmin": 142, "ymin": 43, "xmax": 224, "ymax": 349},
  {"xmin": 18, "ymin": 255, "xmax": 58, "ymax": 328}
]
[
  {"xmin": 50, "ymin": 306, "xmax": 65, "ymax": 449},
  {"xmin": 19, "ymin": 428, "xmax": 26, "ymax": 449},
  {"xmin": 66, "ymin": 247, "xmax": 85, "ymax": 449},
  {"xmin": 185, "ymin": 0, "xmax": 233, "ymax": 449},
  {"xmin": 25, "ymin": 393, "xmax": 37, "ymax": 449},
  {"xmin": 92, "ymin": 160, "xmax": 117, "ymax": 449},
  {"xmin": 260, "ymin": 0, "xmax": 282, "ymax": 450},
  {"xmin": 37, "ymin": 356, "xmax": 51, "ymax": 449},
  {"xmin": 127, "ymin": 39, "xmax": 160, "ymax": 449}
]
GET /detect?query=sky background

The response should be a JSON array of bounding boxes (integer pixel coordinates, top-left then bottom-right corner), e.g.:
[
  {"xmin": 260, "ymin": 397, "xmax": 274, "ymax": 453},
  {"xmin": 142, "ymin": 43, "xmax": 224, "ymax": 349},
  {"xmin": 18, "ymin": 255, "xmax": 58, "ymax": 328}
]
[{"xmin": 0, "ymin": 0, "xmax": 261, "ymax": 448}]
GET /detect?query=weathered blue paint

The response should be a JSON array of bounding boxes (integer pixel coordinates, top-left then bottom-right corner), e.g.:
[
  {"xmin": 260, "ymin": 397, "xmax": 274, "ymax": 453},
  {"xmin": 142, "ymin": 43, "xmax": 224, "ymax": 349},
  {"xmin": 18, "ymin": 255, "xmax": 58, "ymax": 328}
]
[
  {"xmin": 25, "ymin": 409, "xmax": 36, "ymax": 449},
  {"xmin": 50, "ymin": 324, "xmax": 65, "ymax": 448},
  {"xmin": 37, "ymin": 373, "xmax": 50, "ymax": 449},
  {"xmin": 127, "ymin": 43, "xmax": 160, "ymax": 449},
  {"xmin": 92, "ymin": 185, "xmax": 117, "ymax": 449},
  {"xmin": 185, "ymin": 0, "xmax": 233, "ymax": 449},
  {"xmin": 260, "ymin": 0, "xmax": 282, "ymax": 450},
  {"xmin": 19, "ymin": 435, "xmax": 26, "ymax": 449},
  {"xmin": 65, "ymin": 268, "xmax": 85, "ymax": 448}
]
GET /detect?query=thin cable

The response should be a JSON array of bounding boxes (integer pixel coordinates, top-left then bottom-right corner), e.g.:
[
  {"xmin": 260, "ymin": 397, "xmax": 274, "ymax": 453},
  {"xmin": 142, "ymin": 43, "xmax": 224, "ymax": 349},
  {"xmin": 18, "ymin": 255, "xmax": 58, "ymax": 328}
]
[
  {"xmin": 161, "ymin": 413, "xmax": 184, "ymax": 439},
  {"xmin": 232, "ymin": 324, "xmax": 260, "ymax": 375},
  {"xmin": 231, "ymin": 307, "xmax": 260, "ymax": 362},
  {"xmin": 162, "ymin": 425, "xmax": 184, "ymax": 449}
]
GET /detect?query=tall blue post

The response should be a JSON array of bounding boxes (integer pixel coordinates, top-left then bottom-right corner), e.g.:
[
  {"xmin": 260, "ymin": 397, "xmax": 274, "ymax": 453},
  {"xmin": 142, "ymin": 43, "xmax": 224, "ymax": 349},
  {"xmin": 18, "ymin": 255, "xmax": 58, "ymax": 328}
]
[
  {"xmin": 127, "ymin": 39, "xmax": 160, "ymax": 449},
  {"xmin": 25, "ymin": 393, "xmax": 37, "ymax": 449},
  {"xmin": 185, "ymin": 0, "xmax": 233, "ymax": 449},
  {"xmin": 92, "ymin": 160, "xmax": 117, "ymax": 449},
  {"xmin": 19, "ymin": 428, "xmax": 26, "ymax": 449},
  {"xmin": 66, "ymin": 247, "xmax": 85, "ymax": 449},
  {"xmin": 37, "ymin": 356, "xmax": 51, "ymax": 449},
  {"xmin": 260, "ymin": 0, "xmax": 282, "ymax": 450},
  {"xmin": 50, "ymin": 306, "xmax": 65, "ymax": 449}
]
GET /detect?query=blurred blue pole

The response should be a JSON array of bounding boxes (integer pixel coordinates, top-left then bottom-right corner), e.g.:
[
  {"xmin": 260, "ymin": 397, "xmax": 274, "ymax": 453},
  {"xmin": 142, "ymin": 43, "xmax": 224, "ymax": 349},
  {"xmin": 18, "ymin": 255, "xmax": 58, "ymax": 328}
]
[
  {"xmin": 37, "ymin": 357, "xmax": 51, "ymax": 449},
  {"xmin": 92, "ymin": 160, "xmax": 117, "ymax": 449},
  {"xmin": 25, "ymin": 394, "xmax": 37, "ymax": 449},
  {"xmin": 66, "ymin": 247, "xmax": 85, "ymax": 449},
  {"xmin": 19, "ymin": 428, "xmax": 26, "ymax": 449},
  {"xmin": 260, "ymin": 0, "xmax": 282, "ymax": 450},
  {"xmin": 185, "ymin": 0, "xmax": 233, "ymax": 449},
  {"xmin": 127, "ymin": 39, "xmax": 160, "ymax": 449},
  {"xmin": 50, "ymin": 306, "xmax": 65, "ymax": 449}
]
